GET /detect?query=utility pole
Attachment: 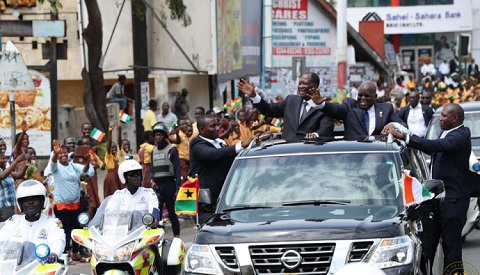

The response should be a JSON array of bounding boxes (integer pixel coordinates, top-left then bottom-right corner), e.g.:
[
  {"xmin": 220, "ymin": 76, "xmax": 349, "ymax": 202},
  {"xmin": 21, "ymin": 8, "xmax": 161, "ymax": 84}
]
[
  {"xmin": 50, "ymin": 11, "xmax": 58, "ymax": 141},
  {"xmin": 131, "ymin": 2, "xmax": 149, "ymax": 147}
]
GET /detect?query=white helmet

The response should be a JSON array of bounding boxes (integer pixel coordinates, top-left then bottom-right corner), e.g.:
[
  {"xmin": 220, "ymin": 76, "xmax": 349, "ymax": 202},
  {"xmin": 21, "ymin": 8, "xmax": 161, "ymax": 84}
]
[
  {"xmin": 336, "ymin": 263, "xmax": 386, "ymax": 275},
  {"xmin": 118, "ymin": 159, "xmax": 143, "ymax": 184},
  {"xmin": 16, "ymin": 179, "xmax": 48, "ymax": 210}
]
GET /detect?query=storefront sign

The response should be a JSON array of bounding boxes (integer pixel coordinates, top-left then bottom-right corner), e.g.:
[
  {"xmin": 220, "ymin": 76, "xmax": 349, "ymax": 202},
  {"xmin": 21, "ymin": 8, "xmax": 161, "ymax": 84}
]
[{"xmin": 347, "ymin": 0, "xmax": 472, "ymax": 34}]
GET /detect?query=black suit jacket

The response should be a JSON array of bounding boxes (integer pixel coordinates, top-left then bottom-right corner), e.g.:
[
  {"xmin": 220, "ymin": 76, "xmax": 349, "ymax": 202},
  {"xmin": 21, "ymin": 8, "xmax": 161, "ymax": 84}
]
[
  {"xmin": 398, "ymin": 104, "xmax": 434, "ymax": 128},
  {"xmin": 254, "ymin": 95, "xmax": 334, "ymax": 142},
  {"xmin": 409, "ymin": 126, "xmax": 472, "ymax": 200},
  {"xmin": 188, "ymin": 137, "xmax": 237, "ymax": 203},
  {"xmin": 322, "ymin": 98, "xmax": 407, "ymax": 139},
  {"xmin": 468, "ymin": 63, "xmax": 479, "ymax": 76}
]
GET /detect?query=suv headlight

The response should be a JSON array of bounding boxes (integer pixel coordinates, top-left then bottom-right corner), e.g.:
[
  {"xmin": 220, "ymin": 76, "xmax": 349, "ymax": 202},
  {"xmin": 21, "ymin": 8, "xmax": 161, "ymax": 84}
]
[
  {"xmin": 184, "ymin": 244, "xmax": 222, "ymax": 274},
  {"xmin": 366, "ymin": 236, "xmax": 414, "ymax": 268}
]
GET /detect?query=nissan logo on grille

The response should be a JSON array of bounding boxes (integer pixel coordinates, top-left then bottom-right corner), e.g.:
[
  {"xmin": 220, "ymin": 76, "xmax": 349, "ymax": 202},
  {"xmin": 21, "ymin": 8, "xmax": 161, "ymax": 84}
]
[{"xmin": 280, "ymin": 250, "xmax": 302, "ymax": 269}]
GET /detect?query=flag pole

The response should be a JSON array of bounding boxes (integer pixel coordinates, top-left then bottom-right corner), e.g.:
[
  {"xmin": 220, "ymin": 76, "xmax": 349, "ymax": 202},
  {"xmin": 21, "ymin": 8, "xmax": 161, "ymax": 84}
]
[{"xmin": 195, "ymin": 174, "xmax": 199, "ymax": 227}]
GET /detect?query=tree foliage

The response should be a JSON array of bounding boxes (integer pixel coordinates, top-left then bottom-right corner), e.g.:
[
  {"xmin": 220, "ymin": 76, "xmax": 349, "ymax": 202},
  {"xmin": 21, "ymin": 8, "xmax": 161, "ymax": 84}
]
[{"xmin": 38, "ymin": 0, "xmax": 191, "ymax": 134}]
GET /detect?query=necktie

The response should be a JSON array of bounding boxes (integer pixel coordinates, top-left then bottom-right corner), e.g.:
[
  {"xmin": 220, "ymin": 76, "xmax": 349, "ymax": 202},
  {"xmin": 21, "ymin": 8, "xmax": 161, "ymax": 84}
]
[
  {"xmin": 219, "ymin": 142, "xmax": 227, "ymax": 148},
  {"xmin": 299, "ymin": 101, "xmax": 308, "ymax": 123},
  {"xmin": 363, "ymin": 110, "xmax": 370, "ymax": 135}
]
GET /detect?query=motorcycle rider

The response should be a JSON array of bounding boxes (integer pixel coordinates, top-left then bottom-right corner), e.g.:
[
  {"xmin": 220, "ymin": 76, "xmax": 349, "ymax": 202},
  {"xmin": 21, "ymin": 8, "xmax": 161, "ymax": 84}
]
[
  {"xmin": 0, "ymin": 180, "xmax": 66, "ymax": 263},
  {"xmin": 90, "ymin": 159, "xmax": 164, "ymax": 271}
]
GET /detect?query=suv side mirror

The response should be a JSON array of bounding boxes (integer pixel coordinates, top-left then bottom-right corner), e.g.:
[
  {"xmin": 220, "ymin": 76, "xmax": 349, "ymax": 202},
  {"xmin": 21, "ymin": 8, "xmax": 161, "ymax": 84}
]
[
  {"xmin": 423, "ymin": 179, "xmax": 445, "ymax": 199},
  {"xmin": 198, "ymin": 188, "xmax": 212, "ymax": 205}
]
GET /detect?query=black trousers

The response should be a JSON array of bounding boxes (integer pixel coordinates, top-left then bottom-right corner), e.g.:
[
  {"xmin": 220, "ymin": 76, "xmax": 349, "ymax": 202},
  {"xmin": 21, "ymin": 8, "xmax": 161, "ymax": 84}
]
[
  {"xmin": 54, "ymin": 208, "xmax": 81, "ymax": 253},
  {"xmin": 155, "ymin": 182, "xmax": 180, "ymax": 236},
  {"xmin": 419, "ymin": 198, "xmax": 469, "ymax": 275}
]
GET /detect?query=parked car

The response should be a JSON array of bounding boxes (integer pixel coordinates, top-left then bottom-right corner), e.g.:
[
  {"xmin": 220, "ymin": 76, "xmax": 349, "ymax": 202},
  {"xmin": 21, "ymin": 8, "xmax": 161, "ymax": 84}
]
[{"xmin": 183, "ymin": 137, "xmax": 443, "ymax": 275}]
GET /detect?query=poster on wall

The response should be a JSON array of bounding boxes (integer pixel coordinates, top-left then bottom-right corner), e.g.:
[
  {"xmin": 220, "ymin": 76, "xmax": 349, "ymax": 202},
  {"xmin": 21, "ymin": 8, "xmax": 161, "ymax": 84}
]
[
  {"xmin": 0, "ymin": 69, "xmax": 51, "ymax": 156},
  {"xmin": 271, "ymin": 0, "xmax": 336, "ymax": 98},
  {"xmin": 216, "ymin": 0, "xmax": 262, "ymax": 82}
]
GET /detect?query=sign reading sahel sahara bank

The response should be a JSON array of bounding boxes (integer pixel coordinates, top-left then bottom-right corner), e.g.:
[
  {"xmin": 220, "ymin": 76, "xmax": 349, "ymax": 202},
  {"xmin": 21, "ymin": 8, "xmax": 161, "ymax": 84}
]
[
  {"xmin": 272, "ymin": 0, "xmax": 335, "ymax": 67},
  {"xmin": 346, "ymin": 0, "xmax": 472, "ymax": 34}
]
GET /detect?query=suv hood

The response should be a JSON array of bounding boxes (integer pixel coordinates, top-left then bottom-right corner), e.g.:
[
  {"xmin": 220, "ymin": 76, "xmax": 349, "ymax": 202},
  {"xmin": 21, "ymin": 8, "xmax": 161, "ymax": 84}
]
[{"xmin": 195, "ymin": 207, "xmax": 404, "ymax": 244}]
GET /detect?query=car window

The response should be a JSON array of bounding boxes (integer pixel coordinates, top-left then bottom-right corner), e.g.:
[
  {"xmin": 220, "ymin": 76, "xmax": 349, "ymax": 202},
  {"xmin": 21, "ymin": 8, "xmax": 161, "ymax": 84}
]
[
  {"xmin": 222, "ymin": 152, "xmax": 403, "ymax": 208},
  {"xmin": 427, "ymin": 111, "xmax": 480, "ymax": 139}
]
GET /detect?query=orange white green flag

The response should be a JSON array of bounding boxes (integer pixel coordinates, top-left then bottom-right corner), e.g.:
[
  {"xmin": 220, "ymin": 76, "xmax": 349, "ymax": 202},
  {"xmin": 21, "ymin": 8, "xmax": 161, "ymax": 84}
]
[
  {"xmin": 175, "ymin": 176, "xmax": 199, "ymax": 215},
  {"xmin": 403, "ymin": 171, "xmax": 433, "ymax": 206}
]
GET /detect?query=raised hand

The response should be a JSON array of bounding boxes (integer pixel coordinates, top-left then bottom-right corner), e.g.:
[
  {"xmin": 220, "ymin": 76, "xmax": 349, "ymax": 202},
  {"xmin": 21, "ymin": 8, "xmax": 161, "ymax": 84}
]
[
  {"xmin": 109, "ymin": 123, "xmax": 115, "ymax": 132},
  {"xmin": 52, "ymin": 139, "xmax": 62, "ymax": 154},
  {"xmin": 307, "ymin": 87, "xmax": 325, "ymax": 105},
  {"xmin": 237, "ymin": 79, "xmax": 256, "ymax": 97},
  {"xmin": 21, "ymin": 120, "xmax": 28, "ymax": 132}
]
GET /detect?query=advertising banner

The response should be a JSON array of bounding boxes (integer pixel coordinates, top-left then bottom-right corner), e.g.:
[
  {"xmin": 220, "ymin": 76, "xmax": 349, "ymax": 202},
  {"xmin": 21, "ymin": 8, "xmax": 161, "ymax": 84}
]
[
  {"xmin": 346, "ymin": 0, "xmax": 472, "ymax": 34},
  {"xmin": 216, "ymin": 0, "xmax": 262, "ymax": 82},
  {"xmin": 0, "ymin": 69, "xmax": 51, "ymax": 156}
]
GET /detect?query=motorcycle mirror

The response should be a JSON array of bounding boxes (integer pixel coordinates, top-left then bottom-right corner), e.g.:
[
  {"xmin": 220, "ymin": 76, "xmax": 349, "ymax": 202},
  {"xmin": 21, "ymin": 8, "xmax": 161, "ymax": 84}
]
[
  {"xmin": 142, "ymin": 213, "xmax": 155, "ymax": 226},
  {"xmin": 78, "ymin": 212, "xmax": 90, "ymax": 227},
  {"xmin": 35, "ymin": 244, "xmax": 50, "ymax": 262}
]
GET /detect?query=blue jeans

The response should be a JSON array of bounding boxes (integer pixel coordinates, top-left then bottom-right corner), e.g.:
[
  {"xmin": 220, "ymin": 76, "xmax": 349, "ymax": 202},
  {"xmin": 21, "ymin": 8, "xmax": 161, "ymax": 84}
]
[{"xmin": 107, "ymin": 97, "xmax": 127, "ymax": 110}]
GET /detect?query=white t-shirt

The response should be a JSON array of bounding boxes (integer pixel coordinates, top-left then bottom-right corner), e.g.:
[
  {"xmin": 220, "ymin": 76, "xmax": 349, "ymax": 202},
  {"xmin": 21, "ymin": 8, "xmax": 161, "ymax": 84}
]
[{"xmin": 0, "ymin": 214, "xmax": 66, "ymax": 256}]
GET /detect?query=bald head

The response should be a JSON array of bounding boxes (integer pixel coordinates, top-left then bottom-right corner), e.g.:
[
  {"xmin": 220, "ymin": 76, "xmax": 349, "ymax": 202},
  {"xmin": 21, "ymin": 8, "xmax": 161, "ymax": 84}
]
[
  {"xmin": 445, "ymin": 103, "xmax": 464, "ymax": 122},
  {"xmin": 359, "ymin": 81, "xmax": 377, "ymax": 93}
]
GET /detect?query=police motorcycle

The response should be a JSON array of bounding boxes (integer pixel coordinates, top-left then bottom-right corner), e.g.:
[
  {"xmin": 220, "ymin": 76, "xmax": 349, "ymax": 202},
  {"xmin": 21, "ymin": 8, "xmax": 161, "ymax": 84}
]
[
  {"xmin": 71, "ymin": 209, "xmax": 185, "ymax": 275},
  {"xmin": 0, "ymin": 241, "xmax": 68, "ymax": 275}
]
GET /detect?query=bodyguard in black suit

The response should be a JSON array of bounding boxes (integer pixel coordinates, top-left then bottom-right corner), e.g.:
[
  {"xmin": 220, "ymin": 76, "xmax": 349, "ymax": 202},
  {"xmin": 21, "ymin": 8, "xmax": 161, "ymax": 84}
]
[
  {"xmin": 238, "ymin": 72, "xmax": 334, "ymax": 142},
  {"xmin": 397, "ymin": 91, "xmax": 434, "ymax": 138},
  {"xmin": 312, "ymin": 81, "xmax": 407, "ymax": 140},
  {"xmin": 387, "ymin": 103, "xmax": 472, "ymax": 275},
  {"xmin": 188, "ymin": 116, "xmax": 253, "ymax": 214}
]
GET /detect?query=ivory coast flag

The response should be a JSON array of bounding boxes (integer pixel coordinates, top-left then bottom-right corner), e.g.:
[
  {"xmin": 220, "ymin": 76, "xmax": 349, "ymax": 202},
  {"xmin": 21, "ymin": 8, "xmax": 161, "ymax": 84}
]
[
  {"xmin": 403, "ymin": 171, "xmax": 433, "ymax": 206},
  {"xmin": 175, "ymin": 176, "xmax": 199, "ymax": 215},
  {"xmin": 90, "ymin": 128, "xmax": 105, "ymax": 142}
]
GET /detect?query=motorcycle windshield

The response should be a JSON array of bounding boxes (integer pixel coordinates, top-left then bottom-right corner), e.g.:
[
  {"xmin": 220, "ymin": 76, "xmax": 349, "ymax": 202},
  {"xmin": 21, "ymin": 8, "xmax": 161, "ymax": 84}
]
[
  {"xmin": 0, "ymin": 240, "xmax": 37, "ymax": 273},
  {"xmin": 92, "ymin": 209, "xmax": 149, "ymax": 245}
]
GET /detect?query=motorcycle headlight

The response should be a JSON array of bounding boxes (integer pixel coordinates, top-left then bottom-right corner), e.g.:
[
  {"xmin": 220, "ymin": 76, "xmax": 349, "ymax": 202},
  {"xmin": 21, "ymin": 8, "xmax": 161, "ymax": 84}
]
[
  {"xmin": 94, "ymin": 241, "xmax": 136, "ymax": 262},
  {"xmin": 366, "ymin": 236, "xmax": 414, "ymax": 269},
  {"xmin": 184, "ymin": 244, "xmax": 222, "ymax": 274},
  {"xmin": 114, "ymin": 241, "xmax": 135, "ymax": 261},
  {"xmin": 93, "ymin": 241, "xmax": 110, "ymax": 261}
]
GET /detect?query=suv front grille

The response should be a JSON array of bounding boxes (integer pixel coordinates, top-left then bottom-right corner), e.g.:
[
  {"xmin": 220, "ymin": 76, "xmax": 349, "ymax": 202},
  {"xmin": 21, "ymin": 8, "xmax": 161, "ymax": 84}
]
[
  {"xmin": 249, "ymin": 243, "xmax": 336, "ymax": 274},
  {"xmin": 347, "ymin": 241, "xmax": 374, "ymax": 263},
  {"xmin": 215, "ymin": 246, "xmax": 239, "ymax": 269}
]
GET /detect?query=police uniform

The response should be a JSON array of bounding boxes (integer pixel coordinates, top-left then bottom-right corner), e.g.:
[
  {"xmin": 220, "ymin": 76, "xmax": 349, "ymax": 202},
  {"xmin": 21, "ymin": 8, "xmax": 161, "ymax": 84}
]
[
  {"xmin": 151, "ymin": 144, "xmax": 181, "ymax": 236},
  {"xmin": 0, "ymin": 213, "xmax": 66, "ymax": 256},
  {"xmin": 105, "ymin": 187, "xmax": 159, "ymax": 214}
]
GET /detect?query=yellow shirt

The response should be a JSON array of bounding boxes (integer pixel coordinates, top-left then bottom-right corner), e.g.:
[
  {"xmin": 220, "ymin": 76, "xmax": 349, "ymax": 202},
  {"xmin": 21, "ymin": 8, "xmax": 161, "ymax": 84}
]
[
  {"xmin": 225, "ymin": 132, "xmax": 241, "ymax": 146},
  {"xmin": 175, "ymin": 131, "xmax": 193, "ymax": 160},
  {"xmin": 139, "ymin": 143, "xmax": 155, "ymax": 164},
  {"xmin": 105, "ymin": 152, "xmax": 118, "ymax": 170},
  {"xmin": 239, "ymin": 122, "xmax": 253, "ymax": 140},
  {"xmin": 142, "ymin": 109, "xmax": 157, "ymax": 131},
  {"xmin": 192, "ymin": 122, "xmax": 199, "ymax": 137},
  {"xmin": 116, "ymin": 148, "xmax": 127, "ymax": 163}
]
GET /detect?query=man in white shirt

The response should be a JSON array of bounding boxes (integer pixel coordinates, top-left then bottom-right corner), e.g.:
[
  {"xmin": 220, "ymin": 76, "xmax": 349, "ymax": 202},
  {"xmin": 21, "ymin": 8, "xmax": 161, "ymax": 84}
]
[
  {"xmin": 398, "ymin": 91, "xmax": 434, "ymax": 138},
  {"xmin": 438, "ymin": 60, "xmax": 450, "ymax": 80},
  {"xmin": 421, "ymin": 59, "xmax": 436, "ymax": 77},
  {"xmin": 0, "ymin": 180, "xmax": 66, "ymax": 263},
  {"xmin": 93, "ymin": 159, "xmax": 160, "ymax": 219},
  {"xmin": 106, "ymin": 75, "xmax": 128, "ymax": 112},
  {"xmin": 156, "ymin": 101, "xmax": 178, "ymax": 130}
]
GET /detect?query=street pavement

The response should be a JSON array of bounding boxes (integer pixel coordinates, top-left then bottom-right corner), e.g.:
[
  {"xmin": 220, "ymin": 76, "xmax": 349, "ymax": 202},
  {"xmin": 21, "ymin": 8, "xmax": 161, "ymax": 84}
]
[{"xmin": 68, "ymin": 227, "xmax": 480, "ymax": 274}]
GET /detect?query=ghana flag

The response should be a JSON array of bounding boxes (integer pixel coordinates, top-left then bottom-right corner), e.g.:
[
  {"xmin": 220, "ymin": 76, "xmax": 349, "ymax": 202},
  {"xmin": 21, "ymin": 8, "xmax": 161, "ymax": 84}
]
[{"xmin": 175, "ymin": 176, "xmax": 199, "ymax": 215}]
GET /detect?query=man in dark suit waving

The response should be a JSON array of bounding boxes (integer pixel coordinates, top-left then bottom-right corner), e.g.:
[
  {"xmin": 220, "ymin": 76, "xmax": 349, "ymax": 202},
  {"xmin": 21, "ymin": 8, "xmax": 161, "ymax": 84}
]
[
  {"xmin": 386, "ymin": 103, "xmax": 472, "ymax": 275},
  {"xmin": 311, "ymin": 81, "xmax": 407, "ymax": 140},
  {"xmin": 237, "ymin": 72, "xmax": 334, "ymax": 142},
  {"xmin": 397, "ymin": 91, "xmax": 434, "ymax": 138},
  {"xmin": 188, "ymin": 116, "xmax": 254, "ymax": 217}
]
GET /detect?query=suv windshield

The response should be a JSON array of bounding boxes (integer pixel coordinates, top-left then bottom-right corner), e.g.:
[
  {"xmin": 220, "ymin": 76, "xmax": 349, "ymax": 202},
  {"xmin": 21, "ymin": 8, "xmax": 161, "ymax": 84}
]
[
  {"xmin": 221, "ymin": 152, "xmax": 404, "ymax": 210},
  {"xmin": 427, "ymin": 111, "xmax": 480, "ymax": 139}
]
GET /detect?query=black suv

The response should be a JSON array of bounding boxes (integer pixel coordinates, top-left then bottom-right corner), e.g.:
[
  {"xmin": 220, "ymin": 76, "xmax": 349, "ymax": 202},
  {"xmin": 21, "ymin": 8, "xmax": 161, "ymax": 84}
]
[{"xmin": 184, "ymin": 138, "xmax": 438, "ymax": 275}]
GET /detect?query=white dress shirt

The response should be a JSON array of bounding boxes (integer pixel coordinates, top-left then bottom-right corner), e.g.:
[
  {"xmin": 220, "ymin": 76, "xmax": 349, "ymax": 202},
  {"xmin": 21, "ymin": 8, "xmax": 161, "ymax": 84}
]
[
  {"xmin": 407, "ymin": 105, "xmax": 427, "ymax": 138},
  {"xmin": 199, "ymin": 136, "xmax": 243, "ymax": 152}
]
